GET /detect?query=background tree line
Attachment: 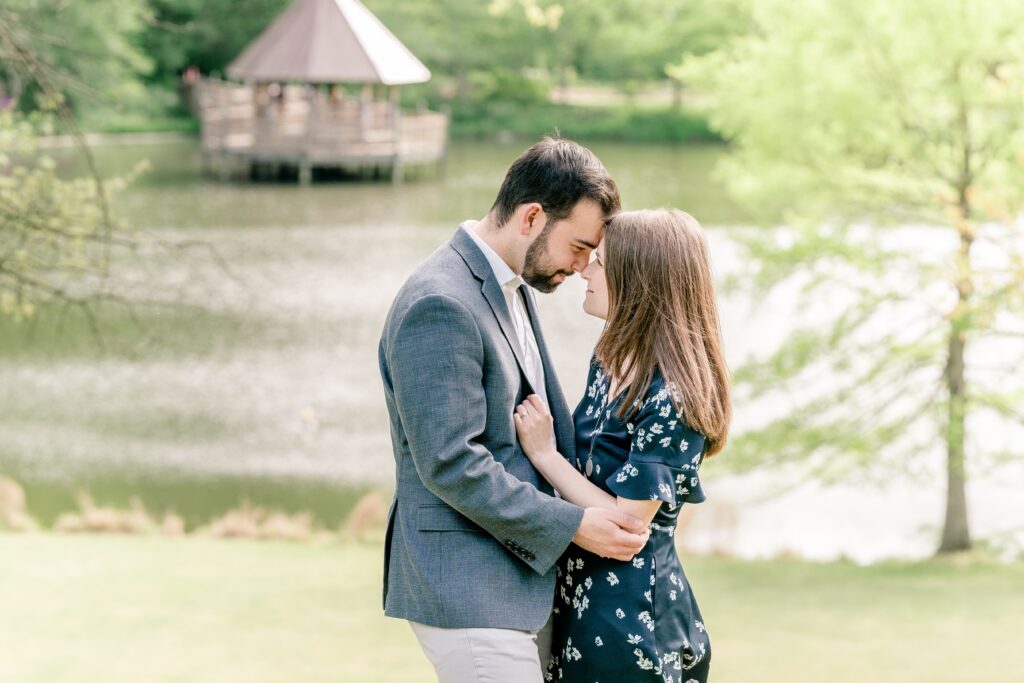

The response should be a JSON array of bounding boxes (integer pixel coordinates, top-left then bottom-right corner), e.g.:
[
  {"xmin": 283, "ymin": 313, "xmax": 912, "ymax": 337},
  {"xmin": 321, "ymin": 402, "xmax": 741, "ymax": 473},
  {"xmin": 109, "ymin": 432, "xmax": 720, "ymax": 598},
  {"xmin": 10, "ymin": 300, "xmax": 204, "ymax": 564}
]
[{"xmin": 4, "ymin": 0, "xmax": 748, "ymax": 133}]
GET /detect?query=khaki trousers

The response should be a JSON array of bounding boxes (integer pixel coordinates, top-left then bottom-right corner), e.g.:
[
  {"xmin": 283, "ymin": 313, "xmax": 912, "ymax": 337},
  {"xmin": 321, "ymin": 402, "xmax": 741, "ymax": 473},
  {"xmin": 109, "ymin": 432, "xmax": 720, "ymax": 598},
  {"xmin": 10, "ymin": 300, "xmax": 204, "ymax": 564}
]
[{"xmin": 409, "ymin": 611, "xmax": 554, "ymax": 683}]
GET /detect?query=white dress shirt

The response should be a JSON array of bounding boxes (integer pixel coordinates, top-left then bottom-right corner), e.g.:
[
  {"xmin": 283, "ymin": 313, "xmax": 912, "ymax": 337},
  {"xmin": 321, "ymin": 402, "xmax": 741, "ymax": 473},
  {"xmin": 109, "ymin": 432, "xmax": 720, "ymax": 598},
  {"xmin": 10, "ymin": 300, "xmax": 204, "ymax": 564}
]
[{"xmin": 461, "ymin": 223, "xmax": 549, "ymax": 407}]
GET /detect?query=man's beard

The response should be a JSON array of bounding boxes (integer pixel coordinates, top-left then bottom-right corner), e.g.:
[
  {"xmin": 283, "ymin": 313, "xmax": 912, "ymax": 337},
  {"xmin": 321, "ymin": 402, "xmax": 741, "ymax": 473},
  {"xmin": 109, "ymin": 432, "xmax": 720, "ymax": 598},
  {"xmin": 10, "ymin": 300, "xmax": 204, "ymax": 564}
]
[{"xmin": 523, "ymin": 224, "xmax": 574, "ymax": 293}]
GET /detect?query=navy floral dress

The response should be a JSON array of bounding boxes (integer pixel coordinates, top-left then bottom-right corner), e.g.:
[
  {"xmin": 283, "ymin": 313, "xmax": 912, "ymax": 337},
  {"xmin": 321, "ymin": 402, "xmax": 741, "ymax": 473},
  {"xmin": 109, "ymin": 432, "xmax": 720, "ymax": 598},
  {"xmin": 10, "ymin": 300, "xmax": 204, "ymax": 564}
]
[{"xmin": 546, "ymin": 358, "xmax": 711, "ymax": 683}]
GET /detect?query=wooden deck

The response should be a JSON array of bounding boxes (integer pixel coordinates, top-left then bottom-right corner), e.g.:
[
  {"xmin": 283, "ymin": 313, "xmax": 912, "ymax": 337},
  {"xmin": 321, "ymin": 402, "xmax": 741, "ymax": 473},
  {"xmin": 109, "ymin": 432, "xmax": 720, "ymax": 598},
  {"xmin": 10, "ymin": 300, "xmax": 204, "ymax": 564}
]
[{"xmin": 197, "ymin": 79, "xmax": 448, "ymax": 183}]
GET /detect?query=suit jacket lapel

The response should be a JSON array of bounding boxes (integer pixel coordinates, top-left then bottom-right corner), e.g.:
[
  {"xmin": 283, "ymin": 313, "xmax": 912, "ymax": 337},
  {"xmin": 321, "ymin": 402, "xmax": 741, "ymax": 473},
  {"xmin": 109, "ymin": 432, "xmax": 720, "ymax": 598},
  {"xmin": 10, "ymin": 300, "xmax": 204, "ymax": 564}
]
[
  {"xmin": 450, "ymin": 228, "xmax": 535, "ymax": 394},
  {"xmin": 521, "ymin": 286, "xmax": 575, "ymax": 460},
  {"xmin": 480, "ymin": 279, "xmax": 534, "ymax": 392}
]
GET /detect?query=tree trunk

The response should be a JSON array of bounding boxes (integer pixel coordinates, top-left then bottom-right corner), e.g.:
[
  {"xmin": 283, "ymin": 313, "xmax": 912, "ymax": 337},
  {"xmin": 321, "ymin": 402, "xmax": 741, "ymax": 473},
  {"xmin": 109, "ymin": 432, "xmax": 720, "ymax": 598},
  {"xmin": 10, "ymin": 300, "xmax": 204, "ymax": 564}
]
[
  {"xmin": 939, "ymin": 320, "xmax": 970, "ymax": 553},
  {"xmin": 671, "ymin": 79, "xmax": 683, "ymax": 111},
  {"xmin": 938, "ymin": 110, "xmax": 974, "ymax": 553}
]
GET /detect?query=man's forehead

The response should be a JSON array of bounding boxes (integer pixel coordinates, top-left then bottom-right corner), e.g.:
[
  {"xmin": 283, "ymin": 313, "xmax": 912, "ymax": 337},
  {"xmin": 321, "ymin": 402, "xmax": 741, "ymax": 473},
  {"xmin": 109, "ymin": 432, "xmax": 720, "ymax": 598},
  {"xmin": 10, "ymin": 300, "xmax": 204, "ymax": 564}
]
[
  {"xmin": 559, "ymin": 200, "xmax": 605, "ymax": 244},
  {"xmin": 555, "ymin": 221, "xmax": 601, "ymax": 247}
]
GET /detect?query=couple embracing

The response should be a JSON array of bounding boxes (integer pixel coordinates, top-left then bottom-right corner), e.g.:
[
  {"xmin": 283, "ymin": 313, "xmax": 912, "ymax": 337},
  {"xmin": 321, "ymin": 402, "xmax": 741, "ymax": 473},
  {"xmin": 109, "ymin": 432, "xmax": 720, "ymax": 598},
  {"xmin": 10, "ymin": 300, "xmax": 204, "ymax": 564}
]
[{"xmin": 379, "ymin": 137, "xmax": 731, "ymax": 682}]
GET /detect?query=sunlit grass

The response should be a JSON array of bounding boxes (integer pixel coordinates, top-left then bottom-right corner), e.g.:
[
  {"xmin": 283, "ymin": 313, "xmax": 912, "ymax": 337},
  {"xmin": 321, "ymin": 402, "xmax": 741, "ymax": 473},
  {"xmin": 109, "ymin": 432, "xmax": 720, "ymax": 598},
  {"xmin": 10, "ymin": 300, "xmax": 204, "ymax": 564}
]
[
  {"xmin": 0, "ymin": 534, "xmax": 425, "ymax": 683},
  {"xmin": 1, "ymin": 534, "xmax": 1021, "ymax": 683}
]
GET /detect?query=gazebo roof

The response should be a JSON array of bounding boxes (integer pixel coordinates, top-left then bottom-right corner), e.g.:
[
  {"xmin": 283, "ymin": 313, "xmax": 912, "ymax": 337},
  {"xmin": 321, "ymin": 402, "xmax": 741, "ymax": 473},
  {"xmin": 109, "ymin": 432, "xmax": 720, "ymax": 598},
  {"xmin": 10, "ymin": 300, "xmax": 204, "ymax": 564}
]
[{"xmin": 226, "ymin": 0, "xmax": 431, "ymax": 86}]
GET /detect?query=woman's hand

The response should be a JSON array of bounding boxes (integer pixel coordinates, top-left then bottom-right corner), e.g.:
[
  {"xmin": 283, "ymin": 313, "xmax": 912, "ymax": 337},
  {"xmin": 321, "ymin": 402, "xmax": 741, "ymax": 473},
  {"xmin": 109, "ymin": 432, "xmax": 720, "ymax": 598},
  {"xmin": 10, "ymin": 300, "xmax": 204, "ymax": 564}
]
[{"xmin": 513, "ymin": 394, "xmax": 557, "ymax": 464}]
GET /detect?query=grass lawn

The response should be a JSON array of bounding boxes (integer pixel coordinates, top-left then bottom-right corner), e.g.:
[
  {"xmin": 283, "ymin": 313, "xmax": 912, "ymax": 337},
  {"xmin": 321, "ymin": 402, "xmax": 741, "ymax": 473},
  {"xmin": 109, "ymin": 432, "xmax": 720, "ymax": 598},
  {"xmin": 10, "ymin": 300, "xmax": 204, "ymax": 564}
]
[{"xmin": 1, "ymin": 533, "xmax": 1021, "ymax": 682}]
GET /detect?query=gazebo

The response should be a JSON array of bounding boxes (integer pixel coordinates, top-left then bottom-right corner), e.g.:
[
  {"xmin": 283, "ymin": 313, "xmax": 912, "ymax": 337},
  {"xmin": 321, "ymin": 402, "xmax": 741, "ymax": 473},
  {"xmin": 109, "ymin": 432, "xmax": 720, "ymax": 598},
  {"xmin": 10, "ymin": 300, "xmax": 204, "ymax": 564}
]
[{"xmin": 197, "ymin": 0, "xmax": 448, "ymax": 183}]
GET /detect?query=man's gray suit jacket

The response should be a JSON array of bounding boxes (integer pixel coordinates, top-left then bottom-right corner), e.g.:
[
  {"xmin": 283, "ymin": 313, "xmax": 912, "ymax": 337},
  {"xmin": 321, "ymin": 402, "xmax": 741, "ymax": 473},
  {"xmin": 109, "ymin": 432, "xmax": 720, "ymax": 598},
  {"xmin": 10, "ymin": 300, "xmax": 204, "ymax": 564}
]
[{"xmin": 378, "ymin": 226, "xmax": 585, "ymax": 630}]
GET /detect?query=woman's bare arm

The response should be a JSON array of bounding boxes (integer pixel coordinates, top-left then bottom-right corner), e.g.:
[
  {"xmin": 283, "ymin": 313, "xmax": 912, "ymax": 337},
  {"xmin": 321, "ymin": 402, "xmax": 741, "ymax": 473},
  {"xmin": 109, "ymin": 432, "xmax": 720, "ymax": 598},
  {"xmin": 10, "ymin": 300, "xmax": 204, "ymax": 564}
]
[{"xmin": 515, "ymin": 395, "xmax": 663, "ymax": 525}]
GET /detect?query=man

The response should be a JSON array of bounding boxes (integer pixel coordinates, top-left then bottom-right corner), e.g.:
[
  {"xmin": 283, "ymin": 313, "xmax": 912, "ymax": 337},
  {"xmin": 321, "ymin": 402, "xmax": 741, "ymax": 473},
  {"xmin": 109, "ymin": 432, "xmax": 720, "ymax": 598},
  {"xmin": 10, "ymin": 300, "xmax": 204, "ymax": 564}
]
[{"xmin": 379, "ymin": 137, "xmax": 649, "ymax": 682}]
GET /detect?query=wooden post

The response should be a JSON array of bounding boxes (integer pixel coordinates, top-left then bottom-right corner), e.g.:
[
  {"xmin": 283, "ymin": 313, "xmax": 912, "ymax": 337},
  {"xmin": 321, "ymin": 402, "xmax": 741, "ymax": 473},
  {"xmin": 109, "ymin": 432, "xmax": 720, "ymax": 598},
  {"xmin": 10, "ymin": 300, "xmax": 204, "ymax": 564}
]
[
  {"xmin": 300, "ymin": 84, "xmax": 318, "ymax": 185},
  {"xmin": 389, "ymin": 86, "xmax": 400, "ymax": 129},
  {"xmin": 438, "ymin": 105, "xmax": 451, "ymax": 179},
  {"xmin": 390, "ymin": 86, "xmax": 402, "ymax": 184},
  {"xmin": 360, "ymin": 83, "xmax": 372, "ymax": 139},
  {"xmin": 391, "ymin": 156, "xmax": 403, "ymax": 183}
]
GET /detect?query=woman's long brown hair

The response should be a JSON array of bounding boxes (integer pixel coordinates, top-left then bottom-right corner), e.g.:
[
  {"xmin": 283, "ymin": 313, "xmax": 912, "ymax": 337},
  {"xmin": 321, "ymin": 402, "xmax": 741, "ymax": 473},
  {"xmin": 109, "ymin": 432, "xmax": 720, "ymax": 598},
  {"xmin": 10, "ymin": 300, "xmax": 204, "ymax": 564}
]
[{"xmin": 594, "ymin": 209, "xmax": 732, "ymax": 457}]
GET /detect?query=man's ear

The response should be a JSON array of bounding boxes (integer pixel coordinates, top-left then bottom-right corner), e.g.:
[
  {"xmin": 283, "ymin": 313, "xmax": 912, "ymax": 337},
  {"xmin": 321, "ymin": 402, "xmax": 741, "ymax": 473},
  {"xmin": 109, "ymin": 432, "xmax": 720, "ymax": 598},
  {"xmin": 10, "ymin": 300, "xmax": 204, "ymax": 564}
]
[{"xmin": 519, "ymin": 203, "xmax": 545, "ymax": 237}]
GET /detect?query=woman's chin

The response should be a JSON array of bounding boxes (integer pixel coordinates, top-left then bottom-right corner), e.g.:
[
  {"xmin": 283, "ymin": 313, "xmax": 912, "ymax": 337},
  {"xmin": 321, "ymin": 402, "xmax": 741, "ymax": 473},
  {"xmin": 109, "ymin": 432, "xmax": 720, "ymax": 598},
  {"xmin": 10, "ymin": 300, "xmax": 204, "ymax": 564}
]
[{"xmin": 582, "ymin": 302, "xmax": 606, "ymax": 321}]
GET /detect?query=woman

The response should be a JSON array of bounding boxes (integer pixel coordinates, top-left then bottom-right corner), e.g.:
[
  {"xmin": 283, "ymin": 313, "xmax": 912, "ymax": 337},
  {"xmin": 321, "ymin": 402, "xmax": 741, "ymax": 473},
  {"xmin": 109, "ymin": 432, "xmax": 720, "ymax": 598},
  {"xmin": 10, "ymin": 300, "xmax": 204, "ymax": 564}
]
[{"xmin": 514, "ymin": 209, "xmax": 731, "ymax": 683}]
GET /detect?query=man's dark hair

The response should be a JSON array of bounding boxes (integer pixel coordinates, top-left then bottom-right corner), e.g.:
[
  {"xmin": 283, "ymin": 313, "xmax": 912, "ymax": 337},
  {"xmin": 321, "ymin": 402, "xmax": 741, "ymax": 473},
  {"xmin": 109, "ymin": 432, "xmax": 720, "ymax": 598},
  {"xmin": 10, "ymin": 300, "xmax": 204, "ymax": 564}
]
[{"xmin": 490, "ymin": 136, "xmax": 620, "ymax": 227}]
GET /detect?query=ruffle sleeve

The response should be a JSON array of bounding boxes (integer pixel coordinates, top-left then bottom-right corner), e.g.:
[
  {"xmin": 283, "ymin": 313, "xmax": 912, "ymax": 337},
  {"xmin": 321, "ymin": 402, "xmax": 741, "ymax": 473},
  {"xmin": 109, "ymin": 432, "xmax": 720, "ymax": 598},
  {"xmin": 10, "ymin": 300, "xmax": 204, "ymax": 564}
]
[{"xmin": 605, "ymin": 381, "xmax": 707, "ymax": 508}]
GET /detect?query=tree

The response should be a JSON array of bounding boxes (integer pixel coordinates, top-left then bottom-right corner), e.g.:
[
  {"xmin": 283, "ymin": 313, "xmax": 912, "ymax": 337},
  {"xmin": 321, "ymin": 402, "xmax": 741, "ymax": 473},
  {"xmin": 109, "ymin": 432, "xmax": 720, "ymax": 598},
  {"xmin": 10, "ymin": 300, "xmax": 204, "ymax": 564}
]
[
  {"xmin": 678, "ymin": 0, "xmax": 1024, "ymax": 553},
  {"xmin": 4, "ymin": 0, "xmax": 152, "ymax": 115},
  {"xmin": 368, "ymin": 0, "xmax": 539, "ymax": 103},
  {"xmin": 0, "ymin": 4, "xmax": 139, "ymax": 328},
  {"xmin": 140, "ymin": 0, "xmax": 291, "ymax": 87},
  {"xmin": 582, "ymin": 0, "xmax": 750, "ymax": 86},
  {"xmin": 488, "ymin": 0, "xmax": 672, "ymax": 85},
  {"xmin": 0, "ymin": 2, "xmax": 218, "ymax": 335},
  {"xmin": 484, "ymin": 0, "xmax": 750, "ymax": 110}
]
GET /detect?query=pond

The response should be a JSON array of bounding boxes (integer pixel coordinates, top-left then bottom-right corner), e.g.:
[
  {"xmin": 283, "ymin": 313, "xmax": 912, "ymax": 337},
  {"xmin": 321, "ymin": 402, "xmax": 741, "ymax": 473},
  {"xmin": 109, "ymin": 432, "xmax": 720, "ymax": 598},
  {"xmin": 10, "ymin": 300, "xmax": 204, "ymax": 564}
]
[{"xmin": 2, "ymin": 138, "xmax": 1020, "ymax": 560}]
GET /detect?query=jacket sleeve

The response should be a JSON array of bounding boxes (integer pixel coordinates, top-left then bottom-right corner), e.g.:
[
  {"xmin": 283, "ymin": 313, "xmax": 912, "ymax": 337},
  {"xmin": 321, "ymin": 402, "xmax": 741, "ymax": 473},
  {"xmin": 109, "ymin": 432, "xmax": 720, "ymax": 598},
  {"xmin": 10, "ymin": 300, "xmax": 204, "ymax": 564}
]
[{"xmin": 385, "ymin": 293, "xmax": 584, "ymax": 574}]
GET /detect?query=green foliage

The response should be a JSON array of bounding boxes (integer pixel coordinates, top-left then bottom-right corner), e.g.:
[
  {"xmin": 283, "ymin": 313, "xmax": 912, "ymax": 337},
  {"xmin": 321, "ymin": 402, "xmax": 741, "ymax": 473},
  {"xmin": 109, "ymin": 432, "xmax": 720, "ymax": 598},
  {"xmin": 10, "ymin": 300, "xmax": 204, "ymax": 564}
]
[
  {"xmin": 0, "ymin": 0, "xmax": 152, "ymax": 114},
  {"xmin": 463, "ymin": 69, "xmax": 551, "ymax": 106},
  {"xmin": 448, "ymin": 100, "xmax": 718, "ymax": 143},
  {"xmin": 0, "ymin": 110, "xmax": 144, "ymax": 320},
  {"xmin": 679, "ymin": 0, "xmax": 1024, "ymax": 549},
  {"xmin": 368, "ymin": 0, "xmax": 536, "ymax": 79},
  {"xmin": 2, "ymin": 0, "xmax": 744, "ymax": 140},
  {"xmin": 140, "ymin": 0, "xmax": 291, "ymax": 86},
  {"xmin": 486, "ymin": 0, "xmax": 749, "ymax": 83},
  {"xmin": 679, "ymin": 0, "xmax": 1024, "ymax": 225}
]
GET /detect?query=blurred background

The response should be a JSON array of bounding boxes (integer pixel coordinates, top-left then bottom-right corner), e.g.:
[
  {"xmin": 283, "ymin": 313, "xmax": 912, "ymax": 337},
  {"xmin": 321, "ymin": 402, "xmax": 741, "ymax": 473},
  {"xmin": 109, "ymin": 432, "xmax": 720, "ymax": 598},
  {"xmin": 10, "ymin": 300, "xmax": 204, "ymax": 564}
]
[{"xmin": 1, "ymin": 1, "xmax": 1022, "ymax": 681}]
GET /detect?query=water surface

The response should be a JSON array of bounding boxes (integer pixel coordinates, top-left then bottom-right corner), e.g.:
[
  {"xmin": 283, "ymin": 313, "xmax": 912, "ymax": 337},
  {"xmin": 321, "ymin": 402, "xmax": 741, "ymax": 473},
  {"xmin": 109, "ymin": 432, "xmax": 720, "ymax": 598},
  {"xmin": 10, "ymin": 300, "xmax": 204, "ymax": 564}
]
[{"xmin": 3, "ymin": 139, "xmax": 1021, "ymax": 561}]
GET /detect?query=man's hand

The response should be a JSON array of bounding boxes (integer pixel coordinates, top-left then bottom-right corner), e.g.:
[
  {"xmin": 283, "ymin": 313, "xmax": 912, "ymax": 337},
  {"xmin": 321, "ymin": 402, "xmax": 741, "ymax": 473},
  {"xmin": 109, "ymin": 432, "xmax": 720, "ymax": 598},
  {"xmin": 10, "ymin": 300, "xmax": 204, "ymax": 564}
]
[{"xmin": 572, "ymin": 507, "xmax": 649, "ymax": 561}]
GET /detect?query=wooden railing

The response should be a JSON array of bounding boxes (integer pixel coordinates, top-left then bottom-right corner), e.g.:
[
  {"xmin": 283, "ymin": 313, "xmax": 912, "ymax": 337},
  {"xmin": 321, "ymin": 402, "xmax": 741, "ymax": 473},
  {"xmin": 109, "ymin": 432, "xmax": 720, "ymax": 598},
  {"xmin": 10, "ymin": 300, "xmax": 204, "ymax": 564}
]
[{"xmin": 197, "ymin": 79, "xmax": 448, "ymax": 165}]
